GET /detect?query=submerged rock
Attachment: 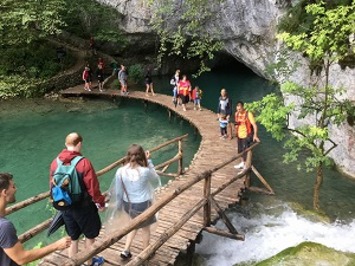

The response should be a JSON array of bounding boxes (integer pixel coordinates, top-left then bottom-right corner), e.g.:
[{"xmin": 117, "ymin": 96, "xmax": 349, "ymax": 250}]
[{"xmin": 254, "ymin": 241, "xmax": 355, "ymax": 266}]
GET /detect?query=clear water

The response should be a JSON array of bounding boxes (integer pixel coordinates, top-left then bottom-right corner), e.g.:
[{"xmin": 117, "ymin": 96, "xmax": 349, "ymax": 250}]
[
  {"xmin": 0, "ymin": 98, "xmax": 200, "ymax": 247},
  {"xmin": 1, "ymin": 63, "xmax": 355, "ymax": 264}
]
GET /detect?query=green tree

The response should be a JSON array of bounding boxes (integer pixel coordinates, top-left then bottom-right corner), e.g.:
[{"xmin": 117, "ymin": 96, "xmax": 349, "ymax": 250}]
[
  {"xmin": 249, "ymin": 1, "xmax": 355, "ymax": 210},
  {"xmin": 0, "ymin": 0, "xmax": 66, "ymax": 46},
  {"xmin": 148, "ymin": 0, "xmax": 223, "ymax": 76}
]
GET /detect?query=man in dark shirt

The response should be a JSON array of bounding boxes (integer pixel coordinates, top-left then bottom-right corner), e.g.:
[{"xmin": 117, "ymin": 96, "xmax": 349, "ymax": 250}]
[{"xmin": 0, "ymin": 173, "xmax": 70, "ymax": 266}]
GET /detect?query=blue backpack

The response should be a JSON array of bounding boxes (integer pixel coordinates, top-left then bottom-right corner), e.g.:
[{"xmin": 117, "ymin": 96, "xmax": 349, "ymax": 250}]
[{"xmin": 51, "ymin": 156, "xmax": 84, "ymax": 210}]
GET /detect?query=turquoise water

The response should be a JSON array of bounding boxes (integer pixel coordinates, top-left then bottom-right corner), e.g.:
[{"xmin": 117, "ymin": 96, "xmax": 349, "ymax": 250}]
[
  {"xmin": 0, "ymin": 98, "xmax": 200, "ymax": 247},
  {"xmin": 1, "ymin": 63, "xmax": 355, "ymax": 262}
]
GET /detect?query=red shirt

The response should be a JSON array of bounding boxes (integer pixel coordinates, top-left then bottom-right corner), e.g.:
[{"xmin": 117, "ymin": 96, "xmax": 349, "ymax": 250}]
[{"xmin": 49, "ymin": 149, "xmax": 105, "ymax": 208}]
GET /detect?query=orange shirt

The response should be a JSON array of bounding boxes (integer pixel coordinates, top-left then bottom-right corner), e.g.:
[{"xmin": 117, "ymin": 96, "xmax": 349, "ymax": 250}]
[{"xmin": 235, "ymin": 111, "xmax": 255, "ymax": 139}]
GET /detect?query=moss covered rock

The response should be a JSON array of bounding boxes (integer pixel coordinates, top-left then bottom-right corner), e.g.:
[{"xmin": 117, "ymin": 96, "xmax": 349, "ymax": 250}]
[{"xmin": 254, "ymin": 241, "xmax": 355, "ymax": 266}]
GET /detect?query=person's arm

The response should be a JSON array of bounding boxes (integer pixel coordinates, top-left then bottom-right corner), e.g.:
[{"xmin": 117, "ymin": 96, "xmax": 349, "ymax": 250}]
[
  {"xmin": 249, "ymin": 112, "xmax": 260, "ymax": 142},
  {"xmin": 4, "ymin": 237, "xmax": 70, "ymax": 265},
  {"xmin": 81, "ymin": 159, "xmax": 106, "ymax": 208}
]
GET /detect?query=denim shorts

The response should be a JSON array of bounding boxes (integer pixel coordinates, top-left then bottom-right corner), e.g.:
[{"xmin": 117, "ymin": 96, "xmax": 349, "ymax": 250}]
[{"xmin": 123, "ymin": 200, "xmax": 156, "ymax": 228}]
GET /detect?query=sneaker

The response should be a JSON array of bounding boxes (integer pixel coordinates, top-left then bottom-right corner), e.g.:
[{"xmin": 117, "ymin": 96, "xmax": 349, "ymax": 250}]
[
  {"xmin": 234, "ymin": 162, "xmax": 245, "ymax": 169},
  {"xmin": 91, "ymin": 256, "xmax": 104, "ymax": 266},
  {"xmin": 120, "ymin": 250, "xmax": 132, "ymax": 261}
]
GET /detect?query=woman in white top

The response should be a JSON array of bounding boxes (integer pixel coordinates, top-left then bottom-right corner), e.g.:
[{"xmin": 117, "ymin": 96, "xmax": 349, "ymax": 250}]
[{"xmin": 112, "ymin": 144, "xmax": 160, "ymax": 260}]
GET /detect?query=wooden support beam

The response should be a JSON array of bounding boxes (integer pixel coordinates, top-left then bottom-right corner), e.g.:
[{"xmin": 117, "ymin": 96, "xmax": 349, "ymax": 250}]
[
  {"xmin": 178, "ymin": 140, "xmax": 183, "ymax": 175},
  {"xmin": 204, "ymin": 227, "xmax": 244, "ymax": 241},
  {"xmin": 244, "ymin": 150, "xmax": 253, "ymax": 188},
  {"xmin": 251, "ymin": 166, "xmax": 275, "ymax": 195},
  {"xmin": 203, "ymin": 173, "xmax": 212, "ymax": 227},
  {"xmin": 248, "ymin": 186, "xmax": 275, "ymax": 195},
  {"xmin": 210, "ymin": 197, "xmax": 238, "ymax": 235}
]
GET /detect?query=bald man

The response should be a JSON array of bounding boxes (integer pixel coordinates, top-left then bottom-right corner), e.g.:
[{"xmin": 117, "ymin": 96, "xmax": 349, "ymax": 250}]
[{"xmin": 49, "ymin": 132, "xmax": 106, "ymax": 263}]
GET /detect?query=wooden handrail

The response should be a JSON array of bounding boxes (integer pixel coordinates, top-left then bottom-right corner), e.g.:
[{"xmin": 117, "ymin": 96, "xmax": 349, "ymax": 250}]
[
  {"xmin": 6, "ymin": 134, "xmax": 189, "ymax": 216},
  {"xmin": 65, "ymin": 143, "xmax": 260, "ymax": 265},
  {"xmin": 6, "ymin": 134, "xmax": 189, "ymax": 244}
]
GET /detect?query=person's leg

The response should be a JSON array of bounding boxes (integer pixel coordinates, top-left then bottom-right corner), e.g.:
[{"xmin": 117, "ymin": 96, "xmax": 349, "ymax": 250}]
[
  {"xmin": 145, "ymin": 83, "xmax": 149, "ymax": 95},
  {"xmin": 141, "ymin": 226, "xmax": 151, "ymax": 249},
  {"xmin": 150, "ymin": 83, "xmax": 155, "ymax": 96},
  {"xmin": 228, "ymin": 122, "xmax": 233, "ymax": 140},
  {"xmin": 68, "ymin": 240, "xmax": 78, "ymax": 258},
  {"xmin": 84, "ymin": 238, "xmax": 96, "ymax": 264}
]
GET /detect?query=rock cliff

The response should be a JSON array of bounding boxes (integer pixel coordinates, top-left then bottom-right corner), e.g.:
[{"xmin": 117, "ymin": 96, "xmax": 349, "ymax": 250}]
[{"xmin": 97, "ymin": 0, "xmax": 355, "ymax": 177}]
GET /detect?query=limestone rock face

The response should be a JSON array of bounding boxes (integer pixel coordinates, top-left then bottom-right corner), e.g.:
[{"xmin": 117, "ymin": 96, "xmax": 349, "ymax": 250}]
[{"xmin": 97, "ymin": 0, "xmax": 355, "ymax": 177}]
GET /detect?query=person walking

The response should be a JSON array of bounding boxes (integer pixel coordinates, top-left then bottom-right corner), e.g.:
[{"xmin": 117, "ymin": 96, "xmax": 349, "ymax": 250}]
[
  {"xmin": 118, "ymin": 64, "xmax": 129, "ymax": 95},
  {"xmin": 0, "ymin": 173, "xmax": 71, "ymax": 266},
  {"xmin": 178, "ymin": 75, "xmax": 191, "ymax": 111},
  {"xmin": 192, "ymin": 85, "xmax": 202, "ymax": 111},
  {"xmin": 170, "ymin": 69, "xmax": 180, "ymax": 107},
  {"xmin": 110, "ymin": 144, "xmax": 160, "ymax": 261},
  {"xmin": 96, "ymin": 63, "xmax": 104, "ymax": 92},
  {"xmin": 49, "ymin": 132, "xmax": 107, "ymax": 266},
  {"xmin": 234, "ymin": 101, "xmax": 260, "ymax": 170},
  {"xmin": 217, "ymin": 88, "xmax": 233, "ymax": 139},
  {"xmin": 144, "ymin": 66, "xmax": 155, "ymax": 96},
  {"xmin": 82, "ymin": 66, "xmax": 92, "ymax": 91}
]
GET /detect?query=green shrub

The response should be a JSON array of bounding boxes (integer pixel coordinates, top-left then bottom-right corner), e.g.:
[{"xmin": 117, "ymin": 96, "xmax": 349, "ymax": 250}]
[{"xmin": 128, "ymin": 64, "xmax": 144, "ymax": 84}]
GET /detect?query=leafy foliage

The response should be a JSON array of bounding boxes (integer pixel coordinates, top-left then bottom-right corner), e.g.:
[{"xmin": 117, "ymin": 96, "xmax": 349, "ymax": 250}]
[
  {"xmin": 62, "ymin": 0, "xmax": 127, "ymax": 49},
  {"xmin": 148, "ymin": 0, "xmax": 223, "ymax": 76},
  {"xmin": 128, "ymin": 64, "xmax": 144, "ymax": 84},
  {"xmin": 0, "ymin": 0, "xmax": 66, "ymax": 46},
  {"xmin": 250, "ymin": 1, "xmax": 355, "ymax": 210}
]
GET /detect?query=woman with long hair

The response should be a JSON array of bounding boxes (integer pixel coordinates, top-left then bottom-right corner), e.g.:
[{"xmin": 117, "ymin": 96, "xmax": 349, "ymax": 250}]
[{"xmin": 107, "ymin": 144, "xmax": 160, "ymax": 261}]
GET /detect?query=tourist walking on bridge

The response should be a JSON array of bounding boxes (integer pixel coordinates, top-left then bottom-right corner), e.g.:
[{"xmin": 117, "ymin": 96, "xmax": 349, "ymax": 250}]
[
  {"xmin": 178, "ymin": 75, "xmax": 191, "ymax": 111},
  {"xmin": 118, "ymin": 64, "xmax": 129, "ymax": 95},
  {"xmin": 217, "ymin": 88, "xmax": 233, "ymax": 139},
  {"xmin": 110, "ymin": 144, "xmax": 161, "ymax": 261},
  {"xmin": 49, "ymin": 132, "xmax": 107, "ymax": 266},
  {"xmin": 144, "ymin": 66, "xmax": 155, "ymax": 96},
  {"xmin": 234, "ymin": 101, "xmax": 260, "ymax": 170},
  {"xmin": 0, "ymin": 173, "xmax": 71, "ymax": 266}
]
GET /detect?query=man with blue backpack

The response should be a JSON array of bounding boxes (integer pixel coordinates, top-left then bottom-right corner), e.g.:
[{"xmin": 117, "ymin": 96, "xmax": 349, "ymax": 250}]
[{"xmin": 49, "ymin": 132, "xmax": 107, "ymax": 266}]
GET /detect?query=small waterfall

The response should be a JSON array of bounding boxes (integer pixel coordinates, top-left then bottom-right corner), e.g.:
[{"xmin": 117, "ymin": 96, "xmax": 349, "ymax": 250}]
[{"xmin": 195, "ymin": 200, "xmax": 355, "ymax": 265}]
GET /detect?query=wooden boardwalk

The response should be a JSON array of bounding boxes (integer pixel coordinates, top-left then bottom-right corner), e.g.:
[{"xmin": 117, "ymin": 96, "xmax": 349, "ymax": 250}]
[{"xmin": 40, "ymin": 85, "xmax": 248, "ymax": 266}]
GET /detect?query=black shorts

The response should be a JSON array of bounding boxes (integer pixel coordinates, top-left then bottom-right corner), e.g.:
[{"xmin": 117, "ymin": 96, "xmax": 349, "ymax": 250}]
[
  {"xmin": 237, "ymin": 136, "xmax": 253, "ymax": 160},
  {"xmin": 62, "ymin": 202, "xmax": 101, "ymax": 240},
  {"xmin": 123, "ymin": 200, "xmax": 156, "ymax": 228},
  {"xmin": 181, "ymin": 95, "xmax": 189, "ymax": 104},
  {"xmin": 145, "ymin": 77, "xmax": 152, "ymax": 85}
]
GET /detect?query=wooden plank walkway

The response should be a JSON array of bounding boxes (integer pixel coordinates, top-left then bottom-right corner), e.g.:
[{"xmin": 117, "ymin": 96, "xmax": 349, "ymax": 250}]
[{"xmin": 40, "ymin": 85, "xmax": 246, "ymax": 266}]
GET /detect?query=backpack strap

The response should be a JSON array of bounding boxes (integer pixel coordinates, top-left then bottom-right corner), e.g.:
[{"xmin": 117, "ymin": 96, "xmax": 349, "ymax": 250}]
[{"xmin": 70, "ymin": 156, "xmax": 84, "ymax": 166}]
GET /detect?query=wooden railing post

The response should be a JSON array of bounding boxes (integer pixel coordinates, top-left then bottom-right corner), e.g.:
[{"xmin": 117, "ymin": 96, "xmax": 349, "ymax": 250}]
[
  {"xmin": 203, "ymin": 172, "xmax": 212, "ymax": 227},
  {"xmin": 178, "ymin": 139, "xmax": 183, "ymax": 175},
  {"xmin": 244, "ymin": 150, "xmax": 253, "ymax": 188}
]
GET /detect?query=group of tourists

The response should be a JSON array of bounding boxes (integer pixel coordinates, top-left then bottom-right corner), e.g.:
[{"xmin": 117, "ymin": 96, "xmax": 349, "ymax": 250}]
[
  {"xmin": 170, "ymin": 69, "xmax": 203, "ymax": 111},
  {"xmin": 0, "ymin": 132, "xmax": 160, "ymax": 266}
]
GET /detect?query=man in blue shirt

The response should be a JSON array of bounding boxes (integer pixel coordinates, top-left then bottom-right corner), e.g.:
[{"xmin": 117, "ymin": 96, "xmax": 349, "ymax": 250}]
[{"xmin": 0, "ymin": 173, "xmax": 71, "ymax": 266}]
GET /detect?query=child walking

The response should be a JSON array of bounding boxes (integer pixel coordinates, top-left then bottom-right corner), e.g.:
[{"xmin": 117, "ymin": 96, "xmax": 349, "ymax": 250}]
[
  {"xmin": 219, "ymin": 115, "xmax": 228, "ymax": 139},
  {"xmin": 192, "ymin": 86, "xmax": 202, "ymax": 111}
]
